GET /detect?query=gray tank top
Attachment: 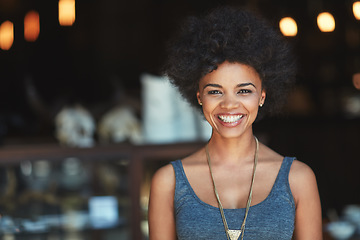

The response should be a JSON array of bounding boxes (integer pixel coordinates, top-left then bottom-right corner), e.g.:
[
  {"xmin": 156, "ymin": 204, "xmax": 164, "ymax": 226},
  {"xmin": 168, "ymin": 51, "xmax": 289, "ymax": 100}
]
[{"xmin": 171, "ymin": 157, "xmax": 296, "ymax": 240}]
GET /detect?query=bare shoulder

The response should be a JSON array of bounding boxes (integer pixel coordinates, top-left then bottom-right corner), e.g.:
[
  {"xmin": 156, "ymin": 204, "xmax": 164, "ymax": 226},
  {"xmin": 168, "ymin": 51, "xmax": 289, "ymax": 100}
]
[
  {"xmin": 151, "ymin": 163, "xmax": 176, "ymax": 192},
  {"xmin": 289, "ymin": 160, "xmax": 322, "ymax": 239},
  {"xmin": 289, "ymin": 160, "xmax": 319, "ymax": 204},
  {"xmin": 149, "ymin": 163, "xmax": 176, "ymax": 213},
  {"xmin": 290, "ymin": 160, "xmax": 317, "ymax": 183},
  {"xmin": 149, "ymin": 163, "xmax": 178, "ymax": 239}
]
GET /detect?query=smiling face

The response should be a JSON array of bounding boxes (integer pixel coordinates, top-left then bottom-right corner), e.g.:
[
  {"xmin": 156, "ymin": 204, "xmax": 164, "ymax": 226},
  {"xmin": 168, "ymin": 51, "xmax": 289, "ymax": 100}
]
[{"xmin": 197, "ymin": 61, "xmax": 266, "ymax": 140}]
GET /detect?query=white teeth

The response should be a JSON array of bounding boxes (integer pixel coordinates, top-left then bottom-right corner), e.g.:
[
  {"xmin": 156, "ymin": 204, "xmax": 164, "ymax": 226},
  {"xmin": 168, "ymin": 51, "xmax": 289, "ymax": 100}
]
[{"xmin": 218, "ymin": 115, "xmax": 243, "ymax": 123}]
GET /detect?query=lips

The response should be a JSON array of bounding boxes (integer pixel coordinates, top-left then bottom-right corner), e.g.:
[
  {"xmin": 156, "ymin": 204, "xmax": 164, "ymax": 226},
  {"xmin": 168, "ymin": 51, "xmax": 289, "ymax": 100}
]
[{"xmin": 218, "ymin": 114, "xmax": 244, "ymax": 123}]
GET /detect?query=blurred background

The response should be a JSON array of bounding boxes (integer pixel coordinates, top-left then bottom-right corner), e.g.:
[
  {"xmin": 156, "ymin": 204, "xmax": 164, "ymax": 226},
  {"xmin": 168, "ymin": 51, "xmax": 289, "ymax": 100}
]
[{"xmin": 0, "ymin": 0, "xmax": 360, "ymax": 239}]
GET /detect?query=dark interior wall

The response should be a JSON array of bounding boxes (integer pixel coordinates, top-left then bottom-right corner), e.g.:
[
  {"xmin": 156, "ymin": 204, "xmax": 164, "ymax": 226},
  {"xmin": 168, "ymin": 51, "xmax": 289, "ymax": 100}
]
[
  {"xmin": 254, "ymin": 117, "xmax": 360, "ymax": 215},
  {"xmin": 1, "ymin": 0, "xmax": 359, "ymax": 115},
  {"xmin": 0, "ymin": 0, "xmax": 359, "ymax": 216}
]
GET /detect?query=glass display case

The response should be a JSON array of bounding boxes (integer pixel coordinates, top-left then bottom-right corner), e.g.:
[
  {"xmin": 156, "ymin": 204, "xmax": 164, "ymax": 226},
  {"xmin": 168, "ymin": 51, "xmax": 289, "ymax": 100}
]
[{"xmin": 0, "ymin": 142, "xmax": 204, "ymax": 240}]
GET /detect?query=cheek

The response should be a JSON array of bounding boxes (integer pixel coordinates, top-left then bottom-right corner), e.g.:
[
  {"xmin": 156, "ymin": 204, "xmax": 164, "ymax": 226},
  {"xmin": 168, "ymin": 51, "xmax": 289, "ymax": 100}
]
[
  {"xmin": 201, "ymin": 99, "xmax": 217, "ymax": 121},
  {"xmin": 245, "ymin": 97, "xmax": 261, "ymax": 109},
  {"xmin": 201, "ymin": 100, "xmax": 215, "ymax": 116}
]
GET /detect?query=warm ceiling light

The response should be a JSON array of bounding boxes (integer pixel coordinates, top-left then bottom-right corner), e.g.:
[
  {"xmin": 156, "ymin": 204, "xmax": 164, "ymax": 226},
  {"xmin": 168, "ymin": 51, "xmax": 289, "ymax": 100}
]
[
  {"xmin": 58, "ymin": 0, "xmax": 75, "ymax": 26},
  {"xmin": 317, "ymin": 12, "xmax": 335, "ymax": 32},
  {"xmin": 24, "ymin": 11, "xmax": 40, "ymax": 42},
  {"xmin": 353, "ymin": 1, "xmax": 360, "ymax": 20},
  {"xmin": 279, "ymin": 17, "xmax": 298, "ymax": 37},
  {"xmin": 0, "ymin": 21, "xmax": 14, "ymax": 50}
]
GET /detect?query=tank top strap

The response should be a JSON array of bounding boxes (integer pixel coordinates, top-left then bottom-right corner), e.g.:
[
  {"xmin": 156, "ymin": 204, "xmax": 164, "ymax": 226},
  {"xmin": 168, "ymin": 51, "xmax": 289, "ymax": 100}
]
[
  {"xmin": 271, "ymin": 156, "xmax": 296, "ymax": 194},
  {"xmin": 171, "ymin": 160, "xmax": 189, "ymax": 194},
  {"xmin": 171, "ymin": 159, "xmax": 183, "ymax": 179},
  {"xmin": 279, "ymin": 157, "xmax": 296, "ymax": 179},
  {"xmin": 171, "ymin": 160, "xmax": 194, "ymax": 214}
]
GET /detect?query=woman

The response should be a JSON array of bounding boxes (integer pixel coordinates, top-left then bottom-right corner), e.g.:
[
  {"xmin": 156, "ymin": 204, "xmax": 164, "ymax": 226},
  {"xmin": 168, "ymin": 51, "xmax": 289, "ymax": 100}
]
[{"xmin": 148, "ymin": 6, "xmax": 322, "ymax": 240}]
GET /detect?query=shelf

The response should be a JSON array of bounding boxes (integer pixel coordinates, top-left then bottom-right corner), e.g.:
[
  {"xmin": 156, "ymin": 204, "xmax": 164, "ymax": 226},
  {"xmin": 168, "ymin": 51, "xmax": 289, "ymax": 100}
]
[{"xmin": 0, "ymin": 141, "xmax": 205, "ymax": 240}]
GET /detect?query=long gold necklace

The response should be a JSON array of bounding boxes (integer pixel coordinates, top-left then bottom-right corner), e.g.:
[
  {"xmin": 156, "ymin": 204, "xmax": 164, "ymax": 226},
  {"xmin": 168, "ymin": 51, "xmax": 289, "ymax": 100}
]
[{"xmin": 205, "ymin": 137, "xmax": 259, "ymax": 240}]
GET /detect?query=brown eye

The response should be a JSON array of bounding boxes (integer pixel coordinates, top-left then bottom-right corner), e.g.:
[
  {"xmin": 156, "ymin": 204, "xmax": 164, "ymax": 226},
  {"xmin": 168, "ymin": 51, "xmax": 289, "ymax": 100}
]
[
  {"xmin": 238, "ymin": 89, "xmax": 252, "ymax": 94},
  {"xmin": 208, "ymin": 90, "xmax": 222, "ymax": 95}
]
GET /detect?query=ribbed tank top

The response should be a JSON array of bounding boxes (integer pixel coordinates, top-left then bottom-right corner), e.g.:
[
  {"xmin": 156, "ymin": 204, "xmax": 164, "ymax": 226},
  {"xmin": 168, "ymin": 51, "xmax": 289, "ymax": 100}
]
[{"xmin": 171, "ymin": 157, "xmax": 296, "ymax": 240}]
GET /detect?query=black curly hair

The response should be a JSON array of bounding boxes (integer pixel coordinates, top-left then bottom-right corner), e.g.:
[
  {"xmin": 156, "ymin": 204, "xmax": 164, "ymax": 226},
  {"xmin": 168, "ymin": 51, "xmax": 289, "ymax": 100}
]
[{"xmin": 163, "ymin": 6, "xmax": 296, "ymax": 119}]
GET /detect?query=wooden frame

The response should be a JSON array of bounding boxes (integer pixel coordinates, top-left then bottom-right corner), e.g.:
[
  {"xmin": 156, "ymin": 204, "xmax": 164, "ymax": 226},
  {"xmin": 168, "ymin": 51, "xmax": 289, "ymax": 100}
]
[{"xmin": 0, "ymin": 142, "xmax": 205, "ymax": 239}]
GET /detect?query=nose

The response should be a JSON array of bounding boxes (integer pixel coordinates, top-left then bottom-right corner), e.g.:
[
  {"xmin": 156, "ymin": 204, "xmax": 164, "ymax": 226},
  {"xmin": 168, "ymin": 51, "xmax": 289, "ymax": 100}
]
[{"xmin": 220, "ymin": 94, "xmax": 239, "ymax": 109}]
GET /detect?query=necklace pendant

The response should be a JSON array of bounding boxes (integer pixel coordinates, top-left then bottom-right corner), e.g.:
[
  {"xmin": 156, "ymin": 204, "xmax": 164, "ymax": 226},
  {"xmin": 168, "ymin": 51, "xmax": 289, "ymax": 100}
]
[{"xmin": 227, "ymin": 229, "xmax": 241, "ymax": 240}]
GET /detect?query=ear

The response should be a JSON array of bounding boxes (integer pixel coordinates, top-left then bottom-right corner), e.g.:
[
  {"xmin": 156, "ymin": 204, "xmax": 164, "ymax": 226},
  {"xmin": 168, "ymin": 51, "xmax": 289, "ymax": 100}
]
[
  {"xmin": 196, "ymin": 91, "xmax": 202, "ymax": 105},
  {"xmin": 260, "ymin": 89, "xmax": 266, "ymax": 106}
]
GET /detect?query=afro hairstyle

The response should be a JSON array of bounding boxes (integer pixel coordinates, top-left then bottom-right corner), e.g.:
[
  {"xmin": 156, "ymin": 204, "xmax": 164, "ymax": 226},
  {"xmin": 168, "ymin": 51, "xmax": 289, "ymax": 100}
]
[{"xmin": 163, "ymin": 6, "xmax": 297, "ymax": 119}]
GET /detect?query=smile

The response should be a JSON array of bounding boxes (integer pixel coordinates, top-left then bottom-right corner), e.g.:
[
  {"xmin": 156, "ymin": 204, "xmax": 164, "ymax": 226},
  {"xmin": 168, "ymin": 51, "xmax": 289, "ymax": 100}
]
[{"xmin": 218, "ymin": 115, "xmax": 243, "ymax": 123}]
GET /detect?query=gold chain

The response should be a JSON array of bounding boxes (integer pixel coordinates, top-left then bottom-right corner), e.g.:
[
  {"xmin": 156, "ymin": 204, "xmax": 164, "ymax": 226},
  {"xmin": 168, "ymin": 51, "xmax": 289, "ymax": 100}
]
[{"xmin": 205, "ymin": 137, "xmax": 259, "ymax": 240}]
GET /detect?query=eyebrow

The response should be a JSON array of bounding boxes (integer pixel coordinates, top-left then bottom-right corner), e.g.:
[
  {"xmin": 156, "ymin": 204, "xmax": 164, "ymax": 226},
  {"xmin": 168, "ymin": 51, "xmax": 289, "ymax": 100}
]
[{"xmin": 203, "ymin": 82, "xmax": 256, "ymax": 90}]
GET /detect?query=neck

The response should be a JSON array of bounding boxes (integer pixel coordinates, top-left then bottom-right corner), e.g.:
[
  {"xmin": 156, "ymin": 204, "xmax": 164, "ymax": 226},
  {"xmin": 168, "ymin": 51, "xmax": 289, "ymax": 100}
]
[{"xmin": 206, "ymin": 131, "xmax": 257, "ymax": 165}]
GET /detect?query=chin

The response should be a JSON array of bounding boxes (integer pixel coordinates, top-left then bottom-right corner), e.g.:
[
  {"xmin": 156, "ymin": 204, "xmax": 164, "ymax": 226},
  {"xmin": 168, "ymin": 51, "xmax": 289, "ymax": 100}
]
[{"xmin": 213, "ymin": 128, "xmax": 248, "ymax": 139}]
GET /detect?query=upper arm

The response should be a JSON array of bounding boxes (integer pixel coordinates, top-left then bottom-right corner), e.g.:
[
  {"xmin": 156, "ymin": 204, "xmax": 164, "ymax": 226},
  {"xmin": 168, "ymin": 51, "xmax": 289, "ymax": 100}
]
[
  {"xmin": 289, "ymin": 160, "xmax": 322, "ymax": 240},
  {"xmin": 148, "ymin": 164, "xmax": 177, "ymax": 240}
]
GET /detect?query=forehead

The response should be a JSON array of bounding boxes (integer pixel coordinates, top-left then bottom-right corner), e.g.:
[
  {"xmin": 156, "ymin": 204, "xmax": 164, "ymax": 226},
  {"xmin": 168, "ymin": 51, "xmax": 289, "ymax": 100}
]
[{"xmin": 200, "ymin": 61, "xmax": 261, "ymax": 87}]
